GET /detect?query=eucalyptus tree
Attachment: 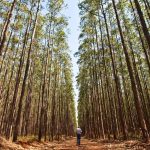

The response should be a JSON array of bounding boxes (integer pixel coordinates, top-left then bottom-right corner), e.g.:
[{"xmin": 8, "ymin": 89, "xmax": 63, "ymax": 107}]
[
  {"xmin": 77, "ymin": 0, "xmax": 150, "ymax": 142},
  {"xmin": 0, "ymin": 0, "xmax": 76, "ymax": 142},
  {"xmin": 0, "ymin": 0, "xmax": 17, "ymax": 55}
]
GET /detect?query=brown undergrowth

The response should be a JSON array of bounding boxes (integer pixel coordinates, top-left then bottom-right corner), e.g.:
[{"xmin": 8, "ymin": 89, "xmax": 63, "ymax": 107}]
[{"xmin": 0, "ymin": 136, "xmax": 150, "ymax": 150}]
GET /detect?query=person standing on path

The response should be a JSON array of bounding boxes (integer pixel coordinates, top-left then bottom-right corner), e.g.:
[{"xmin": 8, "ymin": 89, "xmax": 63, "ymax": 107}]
[{"xmin": 76, "ymin": 127, "xmax": 82, "ymax": 145}]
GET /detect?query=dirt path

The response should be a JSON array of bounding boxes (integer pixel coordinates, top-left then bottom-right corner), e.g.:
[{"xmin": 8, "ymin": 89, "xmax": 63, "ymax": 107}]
[
  {"xmin": 15, "ymin": 138, "xmax": 114, "ymax": 150},
  {"xmin": 16, "ymin": 137, "xmax": 150, "ymax": 150},
  {"xmin": 1, "ymin": 137, "xmax": 150, "ymax": 149}
]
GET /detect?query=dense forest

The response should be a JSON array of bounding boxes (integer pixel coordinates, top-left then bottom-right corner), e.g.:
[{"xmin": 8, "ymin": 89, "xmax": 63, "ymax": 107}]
[
  {"xmin": 77, "ymin": 0, "xmax": 150, "ymax": 143},
  {"xmin": 0, "ymin": 0, "xmax": 150, "ymax": 147},
  {"xmin": 0, "ymin": 0, "xmax": 76, "ymax": 142}
]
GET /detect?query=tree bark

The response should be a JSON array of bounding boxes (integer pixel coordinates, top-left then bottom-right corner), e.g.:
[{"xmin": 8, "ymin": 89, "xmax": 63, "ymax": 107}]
[
  {"xmin": 112, "ymin": 0, "xmax": 149, "ymax": 142},
  {"xmin": 134, "ymin": 0, "xmax": 150, "ymax": 52},
  {"xmin": 0, "ymin": 0, "xmax": 17, "ymax": 55}
]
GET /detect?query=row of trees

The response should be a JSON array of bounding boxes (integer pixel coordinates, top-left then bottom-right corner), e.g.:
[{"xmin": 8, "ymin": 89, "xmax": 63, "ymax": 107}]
[
  {"xmin": 0, "ymin": 0, "xmax": 76, "ymax": 142},
  {"xmin": 77, "ymin": 0, "xmax": 150, "ymax": 142}
]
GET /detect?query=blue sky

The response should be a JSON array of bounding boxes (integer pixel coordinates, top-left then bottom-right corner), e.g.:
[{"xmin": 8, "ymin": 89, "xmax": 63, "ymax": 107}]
[
  {"xmin": 64, "ymin": 0, "xmax": 80, "ymax": 117},
  {"xmin": 42, "ymin": 0, "xmax": 80, "ymax": 117}
]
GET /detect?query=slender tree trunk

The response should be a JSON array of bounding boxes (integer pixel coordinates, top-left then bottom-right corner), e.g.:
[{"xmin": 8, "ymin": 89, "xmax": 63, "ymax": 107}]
[
  {"xmin": 5, "ymin": 15, "xmax": 31, "ymax": 139},
  {"xmin": 112, "ymin": 0, "xmax": 149, "ymax": 142},
  {"xmin": 13, "ymin": 1, "xmax": 40, "ymax": 142},
  {"xmin": 0, "ymin": 0, "xmax": 17, "ymax": 55},
  {"xmin": 133, "ymin": 0, "xmax": 150, "ymax": 51},
  {"xmin": 129, "ymin": 0, "xmax": 150, "ymax": 71}
]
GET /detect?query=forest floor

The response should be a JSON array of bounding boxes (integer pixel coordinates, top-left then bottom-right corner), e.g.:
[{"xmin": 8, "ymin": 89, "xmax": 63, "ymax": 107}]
[{"xmin": 0, "ymin": 136, "xmax": 150, "ymax": 150}]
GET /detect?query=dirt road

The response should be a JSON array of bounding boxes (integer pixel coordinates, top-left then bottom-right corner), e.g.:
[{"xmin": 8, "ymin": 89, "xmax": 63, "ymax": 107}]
[
  {"xmin": 1, "ymin": 137, "xmax": 150, "ymax": 149},
  {"xmin": 16, "ymin": 137, "xmax": 150, "ymax": 150},
  {"xmin": 14, "ymin": 138, "xmax": 121, "ymax": 150}
]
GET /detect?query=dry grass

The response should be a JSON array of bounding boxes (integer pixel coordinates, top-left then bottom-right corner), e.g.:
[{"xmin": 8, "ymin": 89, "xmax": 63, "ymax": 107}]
[{"xmin": 0, "ymin": 137, "xmax": 24, "ymax": 150}]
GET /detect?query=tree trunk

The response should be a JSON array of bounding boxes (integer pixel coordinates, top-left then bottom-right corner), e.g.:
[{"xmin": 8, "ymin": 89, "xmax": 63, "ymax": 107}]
[
  {"xmin": 112, "ymin": 0, "xmax": 149, "ymax": 142},
  {"xmin": 0, "ymin": 0, "xmax": 17, "ymax": 55},
  {"xmin": 13, "ymin": 0, "xmax": 40, "ymax": 142},
  {"xmin": 133, "ymin": 0, "xmax": 150, "ymax": 51}
]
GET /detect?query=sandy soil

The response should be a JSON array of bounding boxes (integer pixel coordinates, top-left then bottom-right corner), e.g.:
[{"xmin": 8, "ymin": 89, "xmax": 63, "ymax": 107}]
[{"xmin": 0, "ymin": 137, "xmax": 150, "ymax": 150}]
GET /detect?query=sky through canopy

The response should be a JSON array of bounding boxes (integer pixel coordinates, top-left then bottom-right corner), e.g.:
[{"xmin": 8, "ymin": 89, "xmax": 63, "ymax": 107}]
[{"xmin": 64, "ymin": 0, "xmax": 80, "ymax": 119}]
